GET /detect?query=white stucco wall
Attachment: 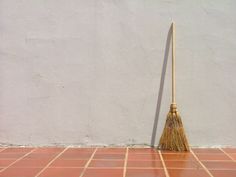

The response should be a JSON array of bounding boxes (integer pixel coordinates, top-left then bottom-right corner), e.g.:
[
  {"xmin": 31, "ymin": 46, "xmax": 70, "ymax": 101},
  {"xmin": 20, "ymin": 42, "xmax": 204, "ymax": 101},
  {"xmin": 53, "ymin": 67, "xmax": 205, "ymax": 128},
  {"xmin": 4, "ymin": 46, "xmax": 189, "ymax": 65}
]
[{"xmin": 0, "ymin": 0, "xmax": 236, "ymax": 147}]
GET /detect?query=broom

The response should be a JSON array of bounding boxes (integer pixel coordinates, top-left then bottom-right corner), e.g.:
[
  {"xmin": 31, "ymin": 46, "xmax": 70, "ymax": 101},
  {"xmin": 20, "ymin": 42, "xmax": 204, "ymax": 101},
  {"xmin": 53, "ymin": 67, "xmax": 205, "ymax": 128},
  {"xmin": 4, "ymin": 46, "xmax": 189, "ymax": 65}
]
[{"xmin": 158, "ymin": 22, "xmax": 189, "ymax": 151}]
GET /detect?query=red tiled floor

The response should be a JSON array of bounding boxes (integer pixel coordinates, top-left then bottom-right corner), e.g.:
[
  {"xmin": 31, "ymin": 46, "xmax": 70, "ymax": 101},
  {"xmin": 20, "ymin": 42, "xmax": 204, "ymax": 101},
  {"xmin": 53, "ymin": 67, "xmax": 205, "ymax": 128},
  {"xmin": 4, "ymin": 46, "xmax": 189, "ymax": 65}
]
[
  {"xmin": 0, "ymin": 167, "xmax": 42, "ymax": 177},
  {"xmin": 49, "ymin": 159, "xmax": 87, "ymax": 167},
  {"xmin": 38, "ymin": 167, "xmax": 83, "ymax": 177},
  {"xmin": 192, "ymin": 148, "xmax": 223, "ymax": 154},
  {"xmin": 165, "ymin": 160, "xmax": 202, "ymax": 169},
  {"xmin": 228, "ymin": 153, "xmax": 236, "ymax": 160},
  {"xmin": 89, "ymin": 160, "xmax": 124, "ymax": 168},
  {"xmin": 160, "ymin": 150, "xmax": 189, "ymax": 154},
  {"xmin": 93, "ymin": 153, "xmax": 125, "ymax": 160},
  {"xmin": 203, "ymin": 161, "xmax": 236, "ymax": 170},
  {"xmin": 1, "ymin": 148, "xmax": 34, "ymax": 153},
  {"xmin": 65, "ymin": 148, "xmax": 94, "ymax": 153},
  {"xmin": 222, "ymin": 148, "xmax": 236, "ymax": 153},
  {"xmin": 59, "ymin": 152, "xmax": 92, "ymax": 159},
  {"xmin": 0, "ymin": 153, "xmax": 25, "ymax": 159},
  {"xmin": 128, "ymin": 153, "xmax": 161, "ymax": 160},
  {"xmin": 128, "ymin": 148, "xmax": 158, "ymax": 154},
  {"xmin": 168, "ymin": 169, "xmax": 210, "ymax": 177},
  {"xmin": 33, "ymin": 147, "xmax": 64, "ymax": 154},
  {"xmin": 11, "ymin": 159, "xmax": 51, "ymax": 168},
  {"xmin": 161, "ymin": 153, "xmax": 195, "ymax": 161},
  {"xmin": 83, "ymin": 169, "xmax": 123, "ymax": 177},
  {"xmin": 127, "ymin": 160, "xmax": 163, "ymax": 168},
  {"xmin": 195, "ymin": 153, "xmax": 231, "ymax": 161},
  {"xmin": 0, "ymin": 147, "xmax": 235, "ymax": 177},
  {"xmin": 126, "ymin": 169, "xmax": 166, "ymax": 177},
  {"xmin": 23, "ymin": 153, "xmax": 57, "ymax": 160},
  {"xmin": 96, "ymin": 148, "xmax": 126, "ymax": 154},
  {"xmin": 210, "ymin": 170, "xmax": 236, "ymax": 177},
  {"xmin": 0, "ymin": 159, "xmax": 15, "ymax": 167}
]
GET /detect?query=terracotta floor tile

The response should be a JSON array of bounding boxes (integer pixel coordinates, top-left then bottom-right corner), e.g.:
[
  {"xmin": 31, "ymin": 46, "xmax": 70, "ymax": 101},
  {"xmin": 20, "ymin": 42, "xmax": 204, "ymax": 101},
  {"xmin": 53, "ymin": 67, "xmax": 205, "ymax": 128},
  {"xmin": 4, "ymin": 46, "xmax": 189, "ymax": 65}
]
[
  {"xmin": 0, "ymin": 159, "xmax": 15, "ymax": 167},
  {"xmin": 93, "ymin": 153, "xmax": 125, "ymax": 160},
  {"xmin": 0, "ymin": 167, "xmax": 42, "ymax": 177},
  {"xmin": 89, "ymin": 160, "xmax": 124, "ymax": 168},
  {"xmin": 222, "ymin": 148, "xmax": 236, "ymax": 153},
  {"xmin": 192, "ymin": 148, "xmax": 223, "ymax": 154},
  {"xmin": 126, "ymin": 169, "xmax": 166, "ymax": 177},
  {"xmin": 203, "ymin": 161, "xmax": 236, "ymax": 170},
  {"xmin": 228, "ymin": 153, "xmax": 236, "ymax": 160},
  {"xmin": 210, "ymin": 170, "xmax": 236, "ymax": 177},
  {"xmin": 128, "ymin": 153, "xmax": 161, "ymax": 160},
  {"xmin": 160, "ymin": 150, "xmax": 189, "ymax": 154},
  {"xmin": 1, "ymin": 148, "xmax": 34, "ymax": 153},
  {"xmin": 165, "ymin": 160, "xmax": 202, "ymax": 169},
  {"xmin": 161, "ymin": 153, "xmax": 195, "ymax": 161},
  {"xmin": 11, "ymin": 159, "xmax": 51, "ymax": 168},
  {"xmin": 65, "ymin": 148, "xmax": 95, "ymax": 153},
  {"xmin": 23, "ymin": 153, "xmax": 56, "ymax": 160},
  {"xmin": 83, "ymin": 169, "xmax": 123, "ymax": 177},
  {"xmin": 49, "ymin": 159, "xmax": 87, "ymax": 167},
  {"xmin": 168, "ymin": 169, "xmax": 210, "ymax": 177},
  {"xmin": 129, "ymin": 148, "xmax": 158, "ymax": 154},
  {"xmin": 0, "ymin": 153, "xmax": 25, "ymax": 159},
  {"xmin": 127, "ymin": 160, "xmax": 163, "ymax": 168},
  {"xmin": 59, "ymin": 153, "xmax": 92, "ymax": 159},
  {"xmin": 195, "ymin": 153, "xmax": 231, "ymax": 161},
  {"xmin": 38, "ymin": 167, "xmax": 83, "ymax": 177},
  {"xmin": 96, "ymin": 148, "xmax": 126, "ymax": 154},
  {"xmin": 33, "ymin": 148, "xmax": 64, "ymax": 154}
]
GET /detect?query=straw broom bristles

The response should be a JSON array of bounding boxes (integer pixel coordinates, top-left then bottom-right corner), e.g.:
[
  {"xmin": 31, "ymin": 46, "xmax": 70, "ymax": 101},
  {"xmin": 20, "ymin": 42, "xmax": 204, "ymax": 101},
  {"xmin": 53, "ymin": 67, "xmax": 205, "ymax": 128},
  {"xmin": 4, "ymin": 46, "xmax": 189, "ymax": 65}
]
[{"xmin": 158, "ymin": 103, "xmax": 189, "ymax": 151}]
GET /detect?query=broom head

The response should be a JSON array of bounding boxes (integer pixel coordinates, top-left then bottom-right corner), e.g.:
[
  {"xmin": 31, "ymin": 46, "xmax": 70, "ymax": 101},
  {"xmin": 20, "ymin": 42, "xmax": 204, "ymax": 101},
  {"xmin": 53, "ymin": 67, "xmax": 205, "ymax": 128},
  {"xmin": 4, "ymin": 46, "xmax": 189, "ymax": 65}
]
[{"xmin": 158, "ymin": 103, "xmax": 189, "ymax": 151}]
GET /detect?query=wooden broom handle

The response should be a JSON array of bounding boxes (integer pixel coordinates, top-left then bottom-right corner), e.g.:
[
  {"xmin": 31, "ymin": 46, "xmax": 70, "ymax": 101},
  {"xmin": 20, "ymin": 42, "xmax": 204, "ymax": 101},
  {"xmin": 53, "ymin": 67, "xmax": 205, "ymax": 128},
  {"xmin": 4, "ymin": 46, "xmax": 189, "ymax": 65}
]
[{"xmin": 172, "ymin": 22, "xmax": 176, "ymax": 104}]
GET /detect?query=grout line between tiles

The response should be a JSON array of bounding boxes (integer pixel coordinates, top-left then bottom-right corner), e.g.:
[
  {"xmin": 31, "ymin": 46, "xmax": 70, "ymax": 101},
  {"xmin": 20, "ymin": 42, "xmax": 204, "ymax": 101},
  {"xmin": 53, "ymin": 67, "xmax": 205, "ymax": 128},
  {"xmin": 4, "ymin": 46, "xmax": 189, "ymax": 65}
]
[
  {"xmin": 123, "ymin": 147, "xmax": 129, "ymax": 177},
  {"xmin": 207, "ymin": 168, "xmax": 236, "ymax": 171},
  {"xmin": 34, "ymin": 147, "xmax": 69, "ymax": 177},
  {"xmin": 79, "ymin": 148, "xmax": 98, "ymax": 177},
  {"xmin": 219, "ymin": 148, "xmax": 235, "ymax": 161},
  {"xmin": 0, "ymin": 148, "xmax": 36, "ymax": 172},
  {"xmin": 158, "ymin": 150, "xmax": 170, "ymax": 177},
  {"xmin": 190, "ymin": 149, "xmax": 214, "ymax": 177}
]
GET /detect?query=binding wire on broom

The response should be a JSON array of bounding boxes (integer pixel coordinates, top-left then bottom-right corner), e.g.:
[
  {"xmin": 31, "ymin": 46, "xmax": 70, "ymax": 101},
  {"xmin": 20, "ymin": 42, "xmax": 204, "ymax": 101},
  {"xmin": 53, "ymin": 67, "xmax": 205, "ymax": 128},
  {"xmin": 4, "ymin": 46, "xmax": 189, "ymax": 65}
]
[{"xmin": 158, "ymin": 23, "xmax": 189, "ymax": 152}]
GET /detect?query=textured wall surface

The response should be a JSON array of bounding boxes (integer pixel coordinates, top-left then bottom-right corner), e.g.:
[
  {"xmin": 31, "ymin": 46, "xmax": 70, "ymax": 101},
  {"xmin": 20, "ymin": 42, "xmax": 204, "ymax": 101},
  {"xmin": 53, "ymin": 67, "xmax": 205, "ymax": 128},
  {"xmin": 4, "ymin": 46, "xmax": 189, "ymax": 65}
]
[{"xmin": 0, "ymin": 0, "xmax": 236, "ymax": 147}]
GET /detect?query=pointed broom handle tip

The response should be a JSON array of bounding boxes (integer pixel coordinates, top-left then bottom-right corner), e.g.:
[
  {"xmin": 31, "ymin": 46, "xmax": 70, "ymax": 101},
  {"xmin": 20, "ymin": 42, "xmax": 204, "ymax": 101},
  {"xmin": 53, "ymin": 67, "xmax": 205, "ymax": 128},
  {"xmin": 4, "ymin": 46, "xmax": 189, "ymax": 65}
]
[{"xmin": 172, "ymin": 22, "xmax": 175, "ymax": 34}]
